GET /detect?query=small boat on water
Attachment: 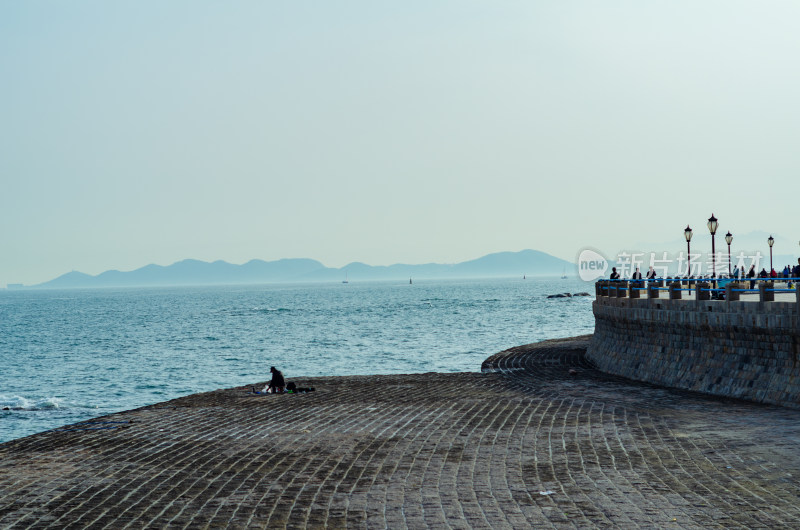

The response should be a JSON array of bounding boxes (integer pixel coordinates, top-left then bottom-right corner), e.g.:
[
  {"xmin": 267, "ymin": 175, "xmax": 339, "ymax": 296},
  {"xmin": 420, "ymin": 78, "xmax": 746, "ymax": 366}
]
[{"xmin": 342, "ymin": 272, "xmax": 349, "ymax": 284}]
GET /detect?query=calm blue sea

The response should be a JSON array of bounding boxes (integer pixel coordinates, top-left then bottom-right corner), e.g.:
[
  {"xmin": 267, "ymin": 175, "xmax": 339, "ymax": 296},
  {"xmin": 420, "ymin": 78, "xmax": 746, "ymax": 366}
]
[{"xmin": 0, "ymin": 278, "xmax": 594, "ymax": 443}]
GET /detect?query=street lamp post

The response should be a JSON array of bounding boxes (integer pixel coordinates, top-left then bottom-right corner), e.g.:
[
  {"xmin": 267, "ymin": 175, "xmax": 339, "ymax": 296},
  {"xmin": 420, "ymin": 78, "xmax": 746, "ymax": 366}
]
[
  {"xmin": 725, "ymin": 231, "xmax": 733, "ymax": 276},
  {"xmin": 768, "ymin": 235, "xmax": 774, "ymax": 272},
  {"xmin": 707, "ymin": 214, "xmax": 718, "ymax": 279},
  {"xmin": 684, "ymin": 225, "xmax": 693, "ymax": 276}
]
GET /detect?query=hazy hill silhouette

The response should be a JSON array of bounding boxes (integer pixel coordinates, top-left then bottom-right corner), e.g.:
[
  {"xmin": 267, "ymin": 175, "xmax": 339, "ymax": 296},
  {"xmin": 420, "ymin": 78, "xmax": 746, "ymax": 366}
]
[{"xmin": 34, "ymin": 250, "xmax": 571, "ymax": 289}]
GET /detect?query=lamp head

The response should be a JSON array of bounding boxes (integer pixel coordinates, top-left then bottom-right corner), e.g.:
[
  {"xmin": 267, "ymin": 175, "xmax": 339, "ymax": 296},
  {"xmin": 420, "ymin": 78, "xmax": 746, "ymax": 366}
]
[
  {"xmin": 684, "ymin": 225, "xmax": 693, "ymax": 242},
  {"xmin": 725, "ymin": 231, "xmax": 733, "ymax": 245},
  {"xmin": 707, "ymin": 214, "xmax": 718, "ymax": 235}
]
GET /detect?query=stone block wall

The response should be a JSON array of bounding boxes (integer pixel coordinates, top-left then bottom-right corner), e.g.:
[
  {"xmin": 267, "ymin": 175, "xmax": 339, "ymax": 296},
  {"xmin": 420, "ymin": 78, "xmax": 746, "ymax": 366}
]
[{"xmin": 586, "ymin": 297, "xmax": 800, "ymax": 409}]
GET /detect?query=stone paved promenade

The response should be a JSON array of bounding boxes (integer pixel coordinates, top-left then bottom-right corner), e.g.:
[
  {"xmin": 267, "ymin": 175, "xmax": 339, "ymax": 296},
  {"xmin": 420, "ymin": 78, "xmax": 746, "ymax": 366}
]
[{"xmin": 2, "ymin": 336, "xmax": 800, "ymax": 528}]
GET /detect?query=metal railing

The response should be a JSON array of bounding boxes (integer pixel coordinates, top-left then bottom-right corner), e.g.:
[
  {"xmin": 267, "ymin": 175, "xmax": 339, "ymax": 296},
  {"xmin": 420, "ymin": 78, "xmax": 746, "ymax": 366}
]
[{"xmin": 595, "ymin": 277, "xmax": 800, "ymax": 303}]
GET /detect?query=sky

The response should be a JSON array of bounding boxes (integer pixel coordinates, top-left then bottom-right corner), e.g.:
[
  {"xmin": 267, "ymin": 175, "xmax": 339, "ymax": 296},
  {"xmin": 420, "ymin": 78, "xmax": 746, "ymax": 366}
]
[{"xmin": 2, "ymin": 1, "xmax": 800, "ymax": 286}]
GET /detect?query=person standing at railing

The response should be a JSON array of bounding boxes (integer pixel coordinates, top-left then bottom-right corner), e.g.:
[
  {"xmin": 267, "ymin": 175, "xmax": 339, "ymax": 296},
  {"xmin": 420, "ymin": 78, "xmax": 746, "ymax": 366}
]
[
  {"xmin": 770, "ymin": 268, "xmax": 778, "ymax": 278},
  {"xmin": 646, "ymin": 267, "xmax": 657, "ymax": 280},
  {"xmin": 748, "ymin": 265, "xmax": 756, "ymax": 289},
  {"xmin": 630, "ymin": 267, "xmax": 643, "ymax": 290},
  {"xmin": 610, "ymin": 267, "xmax": 620, "ymax": 280},
  {"xmin": 792, "ymin": 259, "xmax": 800, "ymax": 281},
  {"xmin": 783, "ymin": 265, "xmax": 791, "ymax": 279}
]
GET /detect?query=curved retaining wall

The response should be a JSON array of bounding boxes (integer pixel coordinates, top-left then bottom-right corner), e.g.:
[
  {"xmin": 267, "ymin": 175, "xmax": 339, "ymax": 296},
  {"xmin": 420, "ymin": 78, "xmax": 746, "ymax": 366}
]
[{"xmin": 586, "ymin": 297, "xmax": 800, "ymax": 409}]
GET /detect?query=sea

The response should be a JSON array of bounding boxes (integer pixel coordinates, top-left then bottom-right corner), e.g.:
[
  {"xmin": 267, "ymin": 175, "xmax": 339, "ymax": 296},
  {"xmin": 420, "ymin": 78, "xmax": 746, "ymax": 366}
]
[{"xmin": 0, "ymin": 277, "xmax": 594, "ymax": 443}]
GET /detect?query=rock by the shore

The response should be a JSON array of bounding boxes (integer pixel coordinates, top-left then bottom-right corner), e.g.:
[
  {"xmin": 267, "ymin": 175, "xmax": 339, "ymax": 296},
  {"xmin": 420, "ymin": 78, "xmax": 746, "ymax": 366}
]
[{"xmin": 546, "ymin": 292, "xmax": 591, "ymax": 298}]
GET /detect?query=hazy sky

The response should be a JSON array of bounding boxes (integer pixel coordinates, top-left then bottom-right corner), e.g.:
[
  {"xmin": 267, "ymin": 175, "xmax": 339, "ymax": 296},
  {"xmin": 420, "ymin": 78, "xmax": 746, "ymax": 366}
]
[{"xmin": 2, "ymin": 1, "xmax": 800, "ymax": 285}]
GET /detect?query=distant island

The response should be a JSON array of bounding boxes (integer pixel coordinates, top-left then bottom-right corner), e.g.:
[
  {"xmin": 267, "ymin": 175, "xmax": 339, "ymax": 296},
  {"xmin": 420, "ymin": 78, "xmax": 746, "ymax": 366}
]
[{"xmin": 23, "ymin": 249, "xmax": 573, "ymax": 289}]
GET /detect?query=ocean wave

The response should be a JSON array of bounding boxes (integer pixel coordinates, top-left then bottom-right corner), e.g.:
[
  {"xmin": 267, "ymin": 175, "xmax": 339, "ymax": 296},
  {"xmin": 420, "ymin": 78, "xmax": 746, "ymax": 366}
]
[
  {"xmin": 0, "ymin": 395, "xmax": 64, "ymax": 411},
  {"xmin": 0, "ymin": 395, "xmax": 99, "ymax": 413}
]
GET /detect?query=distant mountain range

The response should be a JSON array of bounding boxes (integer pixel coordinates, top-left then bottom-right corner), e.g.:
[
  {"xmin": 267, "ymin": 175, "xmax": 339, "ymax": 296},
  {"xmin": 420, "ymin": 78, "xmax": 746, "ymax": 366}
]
[{"xmin": 30, "ymin": 250, "xmax": 572, "ymax": 289}]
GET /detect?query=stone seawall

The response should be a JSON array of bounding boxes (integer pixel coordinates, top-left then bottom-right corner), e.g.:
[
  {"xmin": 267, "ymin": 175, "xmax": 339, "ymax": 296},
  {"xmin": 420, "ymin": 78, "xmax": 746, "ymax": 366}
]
[
  {"xmin": 586, "ymin": 296, "xmax": 800, "ymax": 409},
  {"xmin": 4, "ymin": 338, "xmax": 800, "ymax": 527}
]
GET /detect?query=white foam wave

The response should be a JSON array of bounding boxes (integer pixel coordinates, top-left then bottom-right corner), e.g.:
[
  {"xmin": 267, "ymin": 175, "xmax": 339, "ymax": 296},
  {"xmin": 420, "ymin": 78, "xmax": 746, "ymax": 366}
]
[{"xmin": 0, "ymin": 395, "xmax": 65, "ymax": 411}]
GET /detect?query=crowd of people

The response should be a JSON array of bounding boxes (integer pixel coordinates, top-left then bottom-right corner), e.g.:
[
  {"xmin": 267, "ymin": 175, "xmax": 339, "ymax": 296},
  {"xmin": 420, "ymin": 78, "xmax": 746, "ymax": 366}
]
[
  {"xmin": 609, "ymin": 258, "xmax": 800, "ymax": 284},
  {"xmin": 606, "ymin": 258, "xmax": 800, "ymax": 293}
]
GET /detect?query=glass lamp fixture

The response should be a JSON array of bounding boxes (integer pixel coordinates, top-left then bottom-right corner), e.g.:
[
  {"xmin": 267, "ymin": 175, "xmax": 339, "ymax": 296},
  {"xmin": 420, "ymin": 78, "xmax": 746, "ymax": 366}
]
[{"xmin": 707, "ymin": 214, "xmax": 718, "ymax": 235}]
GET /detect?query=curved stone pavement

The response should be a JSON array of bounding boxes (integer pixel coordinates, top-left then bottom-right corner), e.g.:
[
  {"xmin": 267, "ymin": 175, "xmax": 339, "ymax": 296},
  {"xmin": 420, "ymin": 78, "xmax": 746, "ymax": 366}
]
[{"xmin": 1, "ymin": 336, "xmax": 800, "ymax": 528}]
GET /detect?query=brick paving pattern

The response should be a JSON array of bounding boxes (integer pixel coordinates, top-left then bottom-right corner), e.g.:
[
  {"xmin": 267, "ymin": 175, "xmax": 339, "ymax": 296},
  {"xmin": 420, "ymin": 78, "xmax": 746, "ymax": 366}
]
[{"xmin": 2, "ymin": 335, "xmax": 800, "ymax": 528}]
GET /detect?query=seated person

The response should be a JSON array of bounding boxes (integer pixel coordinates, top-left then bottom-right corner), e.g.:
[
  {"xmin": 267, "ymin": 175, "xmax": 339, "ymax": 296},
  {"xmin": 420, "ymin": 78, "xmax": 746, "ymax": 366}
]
[{"xmin": 266, "ymin": 366, "xmax": 285, "ymax": 393}]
